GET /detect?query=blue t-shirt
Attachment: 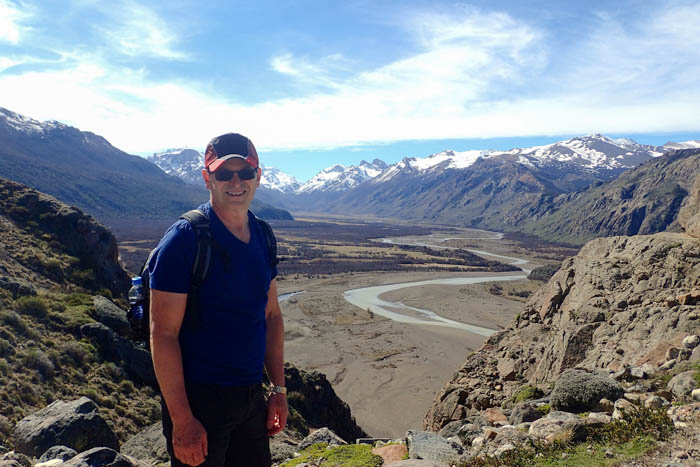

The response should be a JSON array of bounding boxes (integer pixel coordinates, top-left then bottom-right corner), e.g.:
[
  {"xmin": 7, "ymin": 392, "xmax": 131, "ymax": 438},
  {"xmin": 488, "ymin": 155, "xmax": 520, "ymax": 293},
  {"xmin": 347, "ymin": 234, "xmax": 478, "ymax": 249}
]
[{"xmin": 148, "ymin": 202, "xmax": 277, "ymax": 386}]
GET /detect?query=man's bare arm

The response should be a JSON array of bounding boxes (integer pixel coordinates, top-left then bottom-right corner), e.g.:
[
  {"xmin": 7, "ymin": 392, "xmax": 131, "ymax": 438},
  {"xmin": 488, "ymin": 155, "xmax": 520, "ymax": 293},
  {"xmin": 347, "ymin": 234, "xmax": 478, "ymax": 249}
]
[
  {"xmin": 150, "ymin": 289, "xmax": 208, "ymax": 465},
  {"xmin": 264, "ymin": 279, "xmax": 288, "ymax": 435}
]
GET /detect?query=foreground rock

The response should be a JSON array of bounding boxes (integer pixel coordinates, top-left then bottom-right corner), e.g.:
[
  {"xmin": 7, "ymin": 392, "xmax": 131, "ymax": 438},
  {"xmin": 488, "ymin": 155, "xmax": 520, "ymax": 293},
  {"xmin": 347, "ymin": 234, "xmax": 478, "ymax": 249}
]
[
  {"xmin": 120, "ymin": 423, "xmax": 169, "ymax": 466},
  {"xmin": 13, "ymin": 398, "xmax": 118, "ymax": 457},
  {"xmin": 425, "ymin": 230, "xmax": 700, "ymax": 430}
]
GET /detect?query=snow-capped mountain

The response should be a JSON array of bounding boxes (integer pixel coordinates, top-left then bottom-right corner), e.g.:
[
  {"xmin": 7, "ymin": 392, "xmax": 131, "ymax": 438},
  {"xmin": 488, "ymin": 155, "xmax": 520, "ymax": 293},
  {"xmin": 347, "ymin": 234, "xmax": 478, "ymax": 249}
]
[
  {"xmin": 147, "ymin": 148, "xmax": 203, "ymax": 185},
  {"xmin": 500, "ymin": 134, "xmax": 664, "ymax": 170},
  {"xmin": 0, "ymin": 107, "xmax": 69, "ymax": 134},
  {"xmin": 373, "ymin": 134, "xmax": 663, "ymax": 184},
  {"xmin": 146, "ymin": 147, "xmax": 301, "ymax": 192},
  {"xmin": 261, "ymin": 166, "xmax": 301, "ymax": 193},
  {"xmin": 297, "ymin": 159, "xmax": 388, "ymax": 193},
  {"xmin": 663, "ymin": 140, "xmax": 700, "ymax": 150}
]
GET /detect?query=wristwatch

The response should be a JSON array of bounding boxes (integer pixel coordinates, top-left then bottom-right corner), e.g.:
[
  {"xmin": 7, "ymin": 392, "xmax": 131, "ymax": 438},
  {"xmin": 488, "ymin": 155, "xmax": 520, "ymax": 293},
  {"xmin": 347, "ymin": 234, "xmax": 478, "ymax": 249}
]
[{"xmin": 270, "ymin": 385, "xmax": 287, "ymax": 395}]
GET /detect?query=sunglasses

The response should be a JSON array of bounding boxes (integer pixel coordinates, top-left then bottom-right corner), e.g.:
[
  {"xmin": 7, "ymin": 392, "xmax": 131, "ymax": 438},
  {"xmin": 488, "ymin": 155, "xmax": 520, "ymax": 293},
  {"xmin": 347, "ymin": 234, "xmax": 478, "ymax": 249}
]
[{"xmin": 213, "ymin": 167, "xmax": 258, "ymax": 181}]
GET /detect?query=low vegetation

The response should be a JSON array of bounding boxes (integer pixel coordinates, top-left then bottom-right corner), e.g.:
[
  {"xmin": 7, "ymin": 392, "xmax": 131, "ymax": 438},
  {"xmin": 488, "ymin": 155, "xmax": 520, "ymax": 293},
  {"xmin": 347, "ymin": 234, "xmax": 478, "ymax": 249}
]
[
  {"xmin": 464, "ymin": 406, "xmax": 674, "ymax": 466},
  {"xmin": 281, "ymin": 443, "xmax": 383, "ymax": 467},
  {"xmin": 0, "ymin": 292, "xmax": 161, "ymax": 445}
]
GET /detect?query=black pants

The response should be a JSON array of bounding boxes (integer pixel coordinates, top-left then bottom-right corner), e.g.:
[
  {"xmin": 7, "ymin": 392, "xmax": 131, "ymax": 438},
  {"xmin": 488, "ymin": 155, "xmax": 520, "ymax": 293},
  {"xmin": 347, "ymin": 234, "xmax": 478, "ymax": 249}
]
[{"xmin": 162, "ymin": 383, "xmax": 271, "ymax": 467}]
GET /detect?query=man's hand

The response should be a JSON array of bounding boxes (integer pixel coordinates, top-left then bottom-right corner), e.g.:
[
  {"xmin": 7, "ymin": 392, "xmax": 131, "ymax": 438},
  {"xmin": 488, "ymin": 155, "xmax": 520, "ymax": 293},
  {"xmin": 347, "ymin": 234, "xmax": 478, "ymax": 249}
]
[
  {"xmin": 173, "ymin": 416, "xmax": 208, "ymax": 466},
  {"xmin": 267, "ymin": 393, "xmax": 288, "ymax": 436}
]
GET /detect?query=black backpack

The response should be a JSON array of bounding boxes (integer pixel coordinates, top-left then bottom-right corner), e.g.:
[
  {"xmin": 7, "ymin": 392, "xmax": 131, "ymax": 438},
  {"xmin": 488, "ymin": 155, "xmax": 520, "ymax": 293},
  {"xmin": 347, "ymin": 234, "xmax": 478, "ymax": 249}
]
[{"xmin": 127, "ymin": 209, "xmax": 279, "ymax": 344}]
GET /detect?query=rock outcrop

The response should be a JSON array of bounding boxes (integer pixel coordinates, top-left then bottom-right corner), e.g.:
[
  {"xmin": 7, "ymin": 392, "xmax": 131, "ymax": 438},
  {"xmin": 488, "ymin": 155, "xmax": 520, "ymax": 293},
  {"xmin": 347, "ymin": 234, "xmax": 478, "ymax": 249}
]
[
  {"xmin": 679, "ymin": 173, "xmax": 700, "ymax": 238},
  {"xmin": 13, "ymin": 398, "xmax": 119, "ymax": 457},
  {"xmin": 284, "ymin": 363, "xmax": 368, "ymax": 443},
  {"xmin": 425, "ymin": 227, "xmax": 699, "ymax": 430},
  {"xmin": 0, "ymin": 177, "xmax": 130, "ymax": 296}
]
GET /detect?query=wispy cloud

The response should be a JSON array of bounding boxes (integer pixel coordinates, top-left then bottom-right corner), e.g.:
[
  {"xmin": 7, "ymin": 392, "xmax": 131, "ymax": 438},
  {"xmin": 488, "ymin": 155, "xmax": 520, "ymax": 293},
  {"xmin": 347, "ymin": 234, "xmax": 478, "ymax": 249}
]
[
  {"xmin": 96, "ymin": 1, "xmax": 187, "ymax": 59},
  {"xmin": 270, "ymin": 53, "xmax": 353, "ymax": 90},
  {"xmin": 0, "ymin": 2, "xmax": 698, "ymax": 156},
  {"xmin": 0, "ymin": 0, "xmax": 32, "ymax": 44}
]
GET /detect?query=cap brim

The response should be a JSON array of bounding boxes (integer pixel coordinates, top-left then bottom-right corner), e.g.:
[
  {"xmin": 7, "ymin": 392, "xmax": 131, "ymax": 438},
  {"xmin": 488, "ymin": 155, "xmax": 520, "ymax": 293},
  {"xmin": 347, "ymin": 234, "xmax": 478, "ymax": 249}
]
[{"xmin": 208, "ymin": 154, "xmax": 257, "ymax": 172}]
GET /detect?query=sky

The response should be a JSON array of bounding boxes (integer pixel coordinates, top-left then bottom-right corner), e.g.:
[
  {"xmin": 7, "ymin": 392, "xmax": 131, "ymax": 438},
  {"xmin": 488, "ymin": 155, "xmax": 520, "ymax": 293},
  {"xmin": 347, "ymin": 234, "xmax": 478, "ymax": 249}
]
[{"xmin": 1, "ymin": 0, "xmax": 699, "ymax": 181}]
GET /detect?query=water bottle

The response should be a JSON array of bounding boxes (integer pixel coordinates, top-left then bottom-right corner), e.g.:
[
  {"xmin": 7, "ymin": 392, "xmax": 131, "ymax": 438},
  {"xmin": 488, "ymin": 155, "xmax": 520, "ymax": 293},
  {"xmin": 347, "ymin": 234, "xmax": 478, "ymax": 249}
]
[
  {"xmin": 128, "ymin": 276, "xmax": 144, "ymax": 304},
  {"xmin": 128, "ymin": 276, "xmax": 145, "ymax": 331}
]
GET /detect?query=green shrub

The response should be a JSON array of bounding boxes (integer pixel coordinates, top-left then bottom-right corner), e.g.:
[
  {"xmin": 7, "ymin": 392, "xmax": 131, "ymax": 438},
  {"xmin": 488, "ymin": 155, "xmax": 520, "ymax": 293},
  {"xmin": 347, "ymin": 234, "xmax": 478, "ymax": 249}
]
[
  {"xmin": 536, "ymin": 403, "xmax": 551, "ymax": 415},
  {"xmin": 65, "ymin": 293, "xmax": 93, "ymax": 307},
  {"xmin": 61, "ymin": 341, "xmax": 91, "ymax": 366},
  {"xmin": 0, "ymin": 311, "xmax": 28, "ymax": 335},
  {"xmin": 22, "ymin": 349, "xmax": 55, "ymax": 379},
  {"xmin": 69, "ymin": 269, "xmax": 97, "ymax": 290},
  {"xmin": 511, "ymin": 385, "xmax": 543, "ymax": 404},
  {"xmin": 0, "ymin": 339, "xmax": 13, "ymax": 358},
  {"xmin": 15, "ymin": 296, "xmax": 49, "ymax": 320},
  {"xmin": 42, "ymin": 258, "xmax": 64, "ymax": 280},
  {"xmin": 97, "ymin": 288, "xmax": 113, "ymax": 299}
]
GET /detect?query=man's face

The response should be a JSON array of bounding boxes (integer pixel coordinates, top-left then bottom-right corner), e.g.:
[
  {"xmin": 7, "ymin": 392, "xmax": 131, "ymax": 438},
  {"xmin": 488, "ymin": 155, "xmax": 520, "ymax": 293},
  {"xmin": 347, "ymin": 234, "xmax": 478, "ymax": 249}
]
[{"xmin": 203, "ymin": 158, "xmax": 261, "ymax": 211}]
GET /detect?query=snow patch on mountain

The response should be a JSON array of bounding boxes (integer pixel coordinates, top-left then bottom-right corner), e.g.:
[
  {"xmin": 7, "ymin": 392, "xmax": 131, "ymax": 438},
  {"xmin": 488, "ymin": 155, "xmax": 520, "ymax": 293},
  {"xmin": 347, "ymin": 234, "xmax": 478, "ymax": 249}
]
[
  {"xmin": 0, "ymin": 107, "xmax": 68, "ymax": 134},
  {"xmin": 261, "ymin": 165, "xmax": 301, "ymax": 193},
  {"xmin": 297, "ymin": 159, "xmax": 388, "ymax": 193},
  {"xmin": 147, "ymin": 148, "xmax": 203, "ymax": 185},
  {"xmin": 664, "ymin": 140, "xmax": 700, "ymax": 150}
]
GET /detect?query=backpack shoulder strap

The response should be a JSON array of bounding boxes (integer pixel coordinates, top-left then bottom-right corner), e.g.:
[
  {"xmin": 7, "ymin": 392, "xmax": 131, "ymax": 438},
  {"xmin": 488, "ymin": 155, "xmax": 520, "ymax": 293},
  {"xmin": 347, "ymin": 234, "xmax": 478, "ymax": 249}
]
[
  {"xmin": 180, "ymin": 209, "xmax": 213, "ymax": 285},
  {"xmin": 251, "ymin": 212, "xmax": 279, "ymax": 268},
  {"xmin": 179, "ymin": 209, "xmax": 213, "ymax": 330}
]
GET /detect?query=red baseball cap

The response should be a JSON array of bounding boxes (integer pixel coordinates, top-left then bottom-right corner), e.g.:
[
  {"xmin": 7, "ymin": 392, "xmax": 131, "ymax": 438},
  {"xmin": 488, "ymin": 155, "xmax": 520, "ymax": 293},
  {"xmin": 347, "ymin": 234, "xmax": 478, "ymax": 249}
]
[{"xmin": 204, "ymin": 133, "xmax": 259, "ymax": 172}]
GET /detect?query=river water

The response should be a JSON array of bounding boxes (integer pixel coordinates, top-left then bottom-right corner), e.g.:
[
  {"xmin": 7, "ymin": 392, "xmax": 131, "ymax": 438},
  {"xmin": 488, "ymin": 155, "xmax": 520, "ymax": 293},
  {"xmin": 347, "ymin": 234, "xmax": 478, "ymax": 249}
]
[{"xmin": 342, "ymin": 231, "xmax": 530, "ymax": 334}]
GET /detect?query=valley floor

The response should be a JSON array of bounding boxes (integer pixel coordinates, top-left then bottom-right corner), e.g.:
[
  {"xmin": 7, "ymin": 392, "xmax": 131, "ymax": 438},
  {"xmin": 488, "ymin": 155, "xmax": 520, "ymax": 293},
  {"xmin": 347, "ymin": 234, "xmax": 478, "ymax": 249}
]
[{"xmin": 278, "ymin": 225, "xmax": 552, "ymax": 437}]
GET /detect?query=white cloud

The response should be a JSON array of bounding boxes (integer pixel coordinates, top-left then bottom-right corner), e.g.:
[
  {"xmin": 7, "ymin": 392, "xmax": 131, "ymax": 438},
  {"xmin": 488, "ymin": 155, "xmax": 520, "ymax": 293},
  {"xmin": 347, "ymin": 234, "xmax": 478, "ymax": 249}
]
[
  {"xmin": 0, "ymin": 2, "xmax": 698, "ymax": 158},
  {"xmin": 0, "ymin": 0, "xmax": 31, "ymax": 44},
  {"xmin": 96, "ymin": 1, "xmax": 187, "ymax": 59}
]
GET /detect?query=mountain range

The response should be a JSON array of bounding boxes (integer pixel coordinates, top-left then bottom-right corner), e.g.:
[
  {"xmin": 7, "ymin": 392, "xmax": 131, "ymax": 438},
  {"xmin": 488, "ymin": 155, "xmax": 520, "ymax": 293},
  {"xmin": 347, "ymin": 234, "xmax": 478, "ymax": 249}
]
[
  {"xmin": 0, "ymin": 107, "xmax": 293, "ymax": 225},
  {"xmin": 151, "ymin": 133, "xmax": 700, "ymax": 243}
]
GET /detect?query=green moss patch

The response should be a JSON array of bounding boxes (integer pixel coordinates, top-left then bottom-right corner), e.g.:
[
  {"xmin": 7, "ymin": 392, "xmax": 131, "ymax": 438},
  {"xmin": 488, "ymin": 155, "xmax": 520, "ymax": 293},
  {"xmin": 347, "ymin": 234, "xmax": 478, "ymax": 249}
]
[{"xmin": 282, "ymin": 443, "xmax": 383, "ymax": 467}]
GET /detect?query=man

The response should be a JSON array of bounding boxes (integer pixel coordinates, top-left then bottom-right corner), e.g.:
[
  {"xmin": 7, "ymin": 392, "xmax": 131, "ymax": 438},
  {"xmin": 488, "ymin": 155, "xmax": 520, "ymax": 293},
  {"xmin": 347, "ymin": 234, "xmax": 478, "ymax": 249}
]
[{"xmin": 148, "ymin": 133, "xmax": 287, "ymax": 466}]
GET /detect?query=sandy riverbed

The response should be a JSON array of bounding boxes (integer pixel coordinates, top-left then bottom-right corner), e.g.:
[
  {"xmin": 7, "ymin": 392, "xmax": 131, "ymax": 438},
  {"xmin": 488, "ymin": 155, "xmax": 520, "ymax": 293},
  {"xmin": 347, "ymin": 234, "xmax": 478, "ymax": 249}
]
[{"xmin": 279, "ymin": 269, "xmax": 539, "ymax": 437}]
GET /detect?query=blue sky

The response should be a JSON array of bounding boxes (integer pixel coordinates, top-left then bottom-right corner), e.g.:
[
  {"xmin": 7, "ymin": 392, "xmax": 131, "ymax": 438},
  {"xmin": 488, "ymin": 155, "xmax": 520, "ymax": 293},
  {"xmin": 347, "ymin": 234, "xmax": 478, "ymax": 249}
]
[{"xmin": 1, "ymin": 0, "xmax": 699, "ymax": 181}]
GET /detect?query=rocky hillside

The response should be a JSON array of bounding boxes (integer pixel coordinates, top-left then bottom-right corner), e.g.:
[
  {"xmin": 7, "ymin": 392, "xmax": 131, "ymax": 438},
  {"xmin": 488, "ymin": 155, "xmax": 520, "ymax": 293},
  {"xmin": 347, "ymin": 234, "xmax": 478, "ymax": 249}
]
[
  {"xmin": 517, "ymin": 148, "xmax": 700, "ymax": 244},
  {"xmin": 0, "ymin": 177, "xmax": 130, "ymax": 297},
  {"xmin": 424, "ymin": 173, "xmax": 700, "ymax": 435}
]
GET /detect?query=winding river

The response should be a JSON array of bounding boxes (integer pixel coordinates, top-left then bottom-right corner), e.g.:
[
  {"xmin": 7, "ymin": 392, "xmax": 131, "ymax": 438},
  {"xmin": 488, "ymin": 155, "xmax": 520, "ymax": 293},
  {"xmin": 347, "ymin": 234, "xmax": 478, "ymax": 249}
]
[{"xmin": 342, "ymin": 232, "xmax": 530, "ymax": 334}]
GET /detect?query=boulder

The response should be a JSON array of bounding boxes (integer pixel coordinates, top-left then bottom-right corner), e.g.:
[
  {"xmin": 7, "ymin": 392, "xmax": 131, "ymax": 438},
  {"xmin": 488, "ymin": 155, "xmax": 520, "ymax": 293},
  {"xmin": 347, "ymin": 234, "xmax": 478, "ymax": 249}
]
[
  {"xmin": 528, "ymin": 411, "xmax": 581, "ymax": 442},
  {"xmin": 437, "ymin": 420, "xmax": 467, "ymax": 439},
  {"xmin": 372, "ymin": 444, "xmax": 408, "ymax": 464},
  {"xmin": 692, "ymin": 346, "xmax": 700, "ymax": 363},
  {"xmin": 297, "ymin": 427, "xmax": 346, "ymax": 452},
  {"xmin": 121, "ymin": 422, "xmax": 168, "ymax": 465},
  {"xmin": 550, "ymin": 369, "xmax": 624, "ymax": 413},
  {"xmin": 509, "ymin": 403, "xmax": 543, "ymax": 425},
  {"xmin": 92, "ymin": 296, "xmax": 131, "ymax": 337},
  {"xmin": 38, "ymin": 446, "xmax": 78, "ymax": 463},
  {"xmin": 80, "ymin": 323, "xmax": 156, "ymax": 386},
  {"xmin": 0, "ymin": 277, "xmax": 36, "ymax": 298},
  {"xmin": 61, "ymin": 448, "xmax": 132, "ymax": 467},
  {"xmin": 456, "ymin": 424, "xmax": 482, "ymax": 447},
  {"xmin": 13, "ymin": 398, "xmax": 118, "ymax": 457},
  {"xmin": 667, "ymin": 371, "xmax": 699, "ymax": 399},
  {"xmin": 683, "ymin": 335, "xmax": 700, "ymax": 350},
  {"xmin": 406, "ymin": 431, "xmax": 464, "ymax": 465}
]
